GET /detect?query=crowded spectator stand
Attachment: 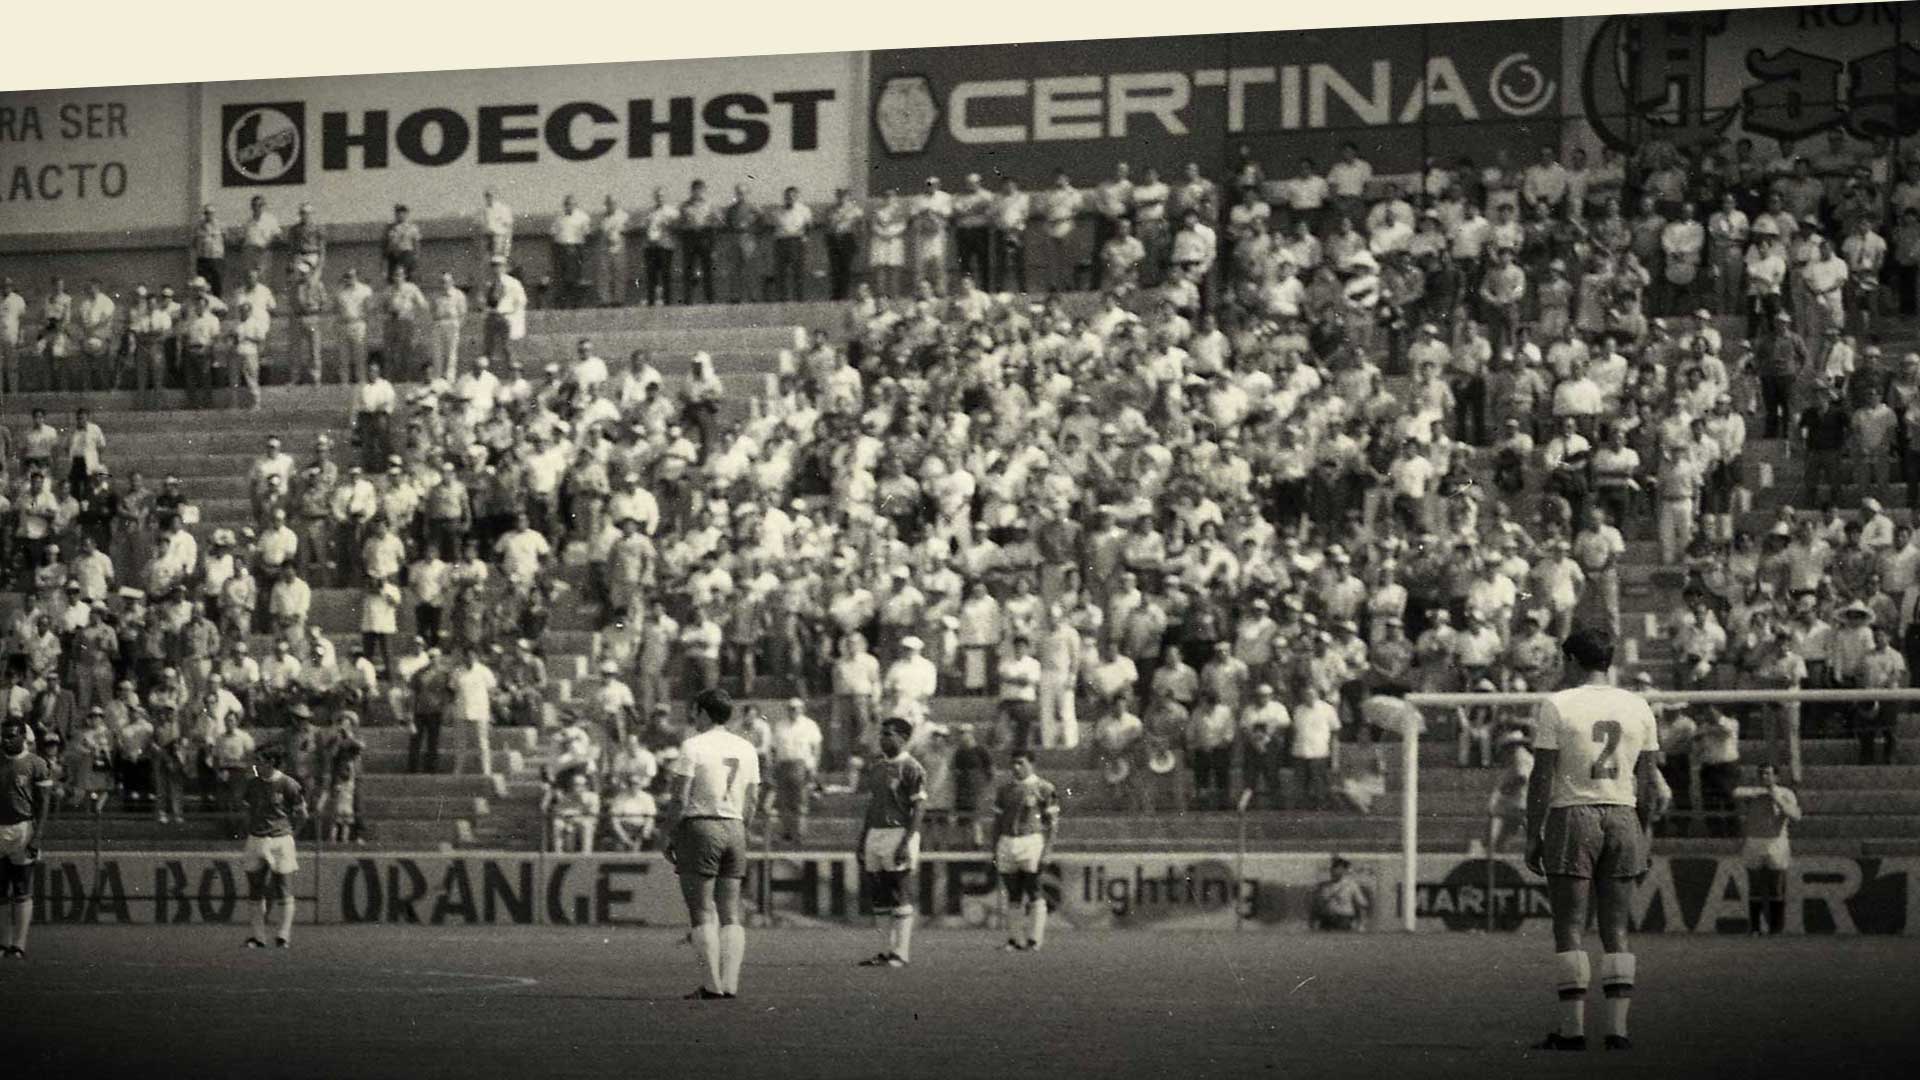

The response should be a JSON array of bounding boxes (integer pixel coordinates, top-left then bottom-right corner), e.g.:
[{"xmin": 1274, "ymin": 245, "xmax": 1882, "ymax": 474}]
[{"xmin": 4, "ymin": 129, "xmax": 1919, "ymax": 853}]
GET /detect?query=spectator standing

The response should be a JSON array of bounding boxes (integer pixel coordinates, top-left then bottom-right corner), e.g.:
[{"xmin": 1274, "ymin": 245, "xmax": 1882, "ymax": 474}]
[
  {"xmin": 769, "ymin": 698, "xmax": 822, "ymax": 844},
  {"xmin": 1292, "ymin": 683, "xmax": 1341, "ymax": 809},
  {"xmin": 382, "ymin": 204, "xmax": 420, "ymax": 283},
  {"xmin": 451, "ymin": 647, "xmax": 498, "ymax": 776},
  {"xmin": 723, "ymin": 184, "xmax": 765, "ymax": 304},
  {"xmin": 770, "ymin": 187, "xmax": 814, "ymax": 302},
  {"xmin": 596, "ymin": 195, "xmax": 631, "ymax": 307},
  {"xmin": 991, "ymin": 178, "xmax": 1031, "ymax": 293},
  {"xmin": 549, "ymin": 195, "xmax": 593, "ymax": 309},
  {"xmin": 824, "ymin": 189, "xmax": 865, "ymax": 301},
  {"xmin": 1734, "ymin": 764, "xmax": 1801, "ymax": 935},
  {"xmin": 1694, "ymin": 708, "xmax": 1741, "ymax": 837},
  {"xmin": 866, "ymin": 189, "xmax": 908, "ymax": 298},
  {"xmin": 1041, "ymin": 172, "xmax": 1085, "ymax": 293},
  {"xmin": 912, "ymin": 177, "xmax": 955, "ymax": 293},
  {"xmin": 678, "ymin": 180, "xmax": 719, "ymax": 304},
  {"xmin": 477, "ymin": 189, "xmax": 514, "ymax": 267},
  {"xmin": 480, "ymin": 257, "xmax": 527, "ymax": 366},
  {"xmin": 952, "ymin": 174, "xmax": 994, "ymax": 287},
  {"xmin": 639, "ymin": 188, "xmax": 680, "ymax": 307},
  {"xmin": 381, "ymin": 266, "xmax": 427, "ymax": 381},
  {"xmin": 334, "ymin": 269, "xmax": 374, "ymax": 384},
  {"xmin": 238, "ymin": 195, "xmax": 282, "ymax": 285},
  {"xmin": 191, "ymin": 205, "xmax": 227, "ymax": 298},
  {"xmin": 286, "ymin": 203, "xmax": 326, "ymax": 286}
]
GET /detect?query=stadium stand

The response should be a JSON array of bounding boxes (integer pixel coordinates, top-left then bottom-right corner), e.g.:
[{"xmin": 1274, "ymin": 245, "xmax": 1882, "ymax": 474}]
[{"xmin": 6, "ymin": 133, "xmax": 1920, "ymax": 863}]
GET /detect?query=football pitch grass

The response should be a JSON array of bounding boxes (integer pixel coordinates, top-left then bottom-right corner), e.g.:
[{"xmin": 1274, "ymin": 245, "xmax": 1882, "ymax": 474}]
[{"xmin": 4, "ymin": 926, "xmax": 1916, "ymax": 1079}]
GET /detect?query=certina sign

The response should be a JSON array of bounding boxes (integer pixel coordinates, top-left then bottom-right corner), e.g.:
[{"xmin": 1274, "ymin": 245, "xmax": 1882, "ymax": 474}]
[
  {"xmin": 201, "ymin": 53, "xmax": 859, "ymax": 223},
  {"xmin": 868, "ymin": 22, "xmax": 1564, "ymax": 189}
]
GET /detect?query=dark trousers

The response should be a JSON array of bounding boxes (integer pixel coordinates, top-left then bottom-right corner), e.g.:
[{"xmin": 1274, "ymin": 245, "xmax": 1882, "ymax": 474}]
[
  {"xmin": 1699, "ymin": 762, "xmax": 1740, "ymax": 837},
  {"xmin": 993, "ymin": 234, "xmax": 1026, "ymax": 292},
  {"xmin": 1297, "ymin": 756, "xmax": 1332, "ymax": 809},
  {"xmin": 1760, "ymin": 374, "xmax": 1793, "ymax": 438},
  {"xmin": 681, "ymin": 236, "xmax": 715, "ymax": 304},
  {"xmin": 1452, "ymin": 374, "xmax": 1487, "ymax": 445},
  {"xmin": 1659, "ymin": 757, "xmax": 1692, "ymax": 836},
  {"xmin": 955, "ymin": 227, "xmax": 991, "ymax": 285},
  {"xmin": 552, "ymin": 244, "xmax": 586, "ymax": 307},
  {"xmin": 195, "ymin": 257, "xmax": 225, "ymax": 299},
  {"xmin": 826, "ymin": 234, "xmax": 858, "ymax": 300},
  {"xmin": 643, "ymin": 247, "xmax": 675, "ymax": 305},
  {"xmin": 1190, "ymin": 746, "xmax": 1231, "ymax": 809},
  {"xmin": 1856, "ymin": 703, "xmax": 1900, "ymax": 764},
  {"xmin": 1001, "ymin": 700, "xmax": 1038, "ymax": 751},
  {"xmin": 773, "ymin": 237, "xmax": 807, "ymax": 300},
  {"xmin": 415, "ymin": 603, "xmax": 443, "ymax": 647},
  {"xmin": 384, "ymin": 251, "xmax": 417, "ymax": 283},
  {"xmin": 408, "ymin": 711, "xmax": 443, "ymax": 773}
]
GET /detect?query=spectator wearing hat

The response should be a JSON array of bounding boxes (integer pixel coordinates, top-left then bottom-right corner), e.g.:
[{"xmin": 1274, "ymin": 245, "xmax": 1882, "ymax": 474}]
[
  {"xmin": 234, "ymin": 195, "xmax": 281, "ymax": 286},
  {"xmin": 379, "ymin": 265, "xmax": 428, "ymax": 381},
  {"xmin": 883, "ymin": 635, "xmax": 938, "ymax": 734}
]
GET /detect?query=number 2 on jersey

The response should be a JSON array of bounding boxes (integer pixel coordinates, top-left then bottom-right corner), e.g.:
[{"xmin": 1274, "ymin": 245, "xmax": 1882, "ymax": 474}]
[{"xmin": 1589, "ymin": 720, "xmax": 1622, "ymax": 780}]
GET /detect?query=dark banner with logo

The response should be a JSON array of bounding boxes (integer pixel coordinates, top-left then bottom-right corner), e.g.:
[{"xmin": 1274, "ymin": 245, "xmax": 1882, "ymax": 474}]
[
  {"xmin": 1569, "ymin": 4, "xmax": 1919, "ymax": 154},
  {"xmin": 21, "ymin": 851, "xmax": 1919, "ymax": 935},
  {"xmin": 868, "ymin": 21, "xmax": 1564, "ymax": 190}
]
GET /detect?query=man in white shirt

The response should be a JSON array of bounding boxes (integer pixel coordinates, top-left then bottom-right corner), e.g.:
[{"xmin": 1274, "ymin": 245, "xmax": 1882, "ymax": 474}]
[
  {"xmin": 239, "ymin": 195, "xmax": 282, "ymax": 284},
  {"xmin": 450, "ymin": 648, "xmax": 499, "ymax": 775},
  {"xmin": 770, "ymin": 187, "xmax": 815, "ymax": 302},
  {"xmin": 1326, "ymin": 143, "xmax": 1374, "ymax": 226},
  {"xmin": 481, "ymin": 257, "xmax": 528, "ymax": 365},
  {"xmin": 478, "ymin": 189, "xmax": 514, "ymax": 266},
  {"xmin": 883, "ymin": 636, "xmax": 939, "ymax": 729},
  {"xmin": 334, "ymin": 268, "xmax": 375, "ymax": 384},
  {"xmin": 913, "ymin": 177, "xmax": 955, "ymax": 294},
  {"xmin": 73, "ymin": 281, "xmax": 116, "ymax": 391},
  {"xmin": 382, "ymin": 265, "xmax": 428, "ymax": 381},
  {"xmin": 662, "ymin": 688, "xmax": 760, "ymax": 1000},
  {"xmin": 550, "ymin": 195, "xmax": 593, "ymax": 309},
  {"xmin": 768, "ymin": 698, "xmax": 823, "ymax": 844},
  {"xmin": 596, "ymin": 195, "xmax": 631, "ymax": 307},
  {"xmin": 0, "ymin": 277, "xmax": 25, "ymax": 394}
]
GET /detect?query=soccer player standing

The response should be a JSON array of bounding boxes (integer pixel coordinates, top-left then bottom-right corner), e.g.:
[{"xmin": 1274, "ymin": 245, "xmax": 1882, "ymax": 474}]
[
  {"xmin": 1524, "ymin": 628, "xmax": 1666, "ymax": 1051},
  {"xmin": 241, "ymin": 745, "xmax": 309, "ymax": 950},
  {"xmin": 1, "ymin": 718, "xmax": 53, "ymax": 958},
  {"xmin": 992, "ymin": 750, "xmax": 1060, "ymax": 952},
  {"xmin": 662, "ymin": 688, "xmax": 760, "ymax": 1001},
  {"xmin": 856, "ymin": 717, "xmax": 926, "ymax": 968}
]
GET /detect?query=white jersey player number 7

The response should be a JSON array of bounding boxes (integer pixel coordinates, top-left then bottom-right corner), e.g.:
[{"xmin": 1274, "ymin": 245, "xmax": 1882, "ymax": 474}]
[
  {"xmin": 674, "ymin": 729, "xmax": 762, "ymax": 819},
  {"xmin": 1533, "ymin": 686, "xmax": 1658, "ymax": 809}
]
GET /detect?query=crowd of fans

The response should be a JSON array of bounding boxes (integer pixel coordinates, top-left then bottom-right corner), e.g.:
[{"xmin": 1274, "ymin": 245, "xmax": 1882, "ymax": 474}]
[{"xmin": 4, "ymin": 126, "xmax": 1918, "ymax": 850}]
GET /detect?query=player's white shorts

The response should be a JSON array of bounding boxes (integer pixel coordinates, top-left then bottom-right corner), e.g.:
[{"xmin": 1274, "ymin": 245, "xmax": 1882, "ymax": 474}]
[
  {"xmin": 0, "ymin": 822, "xmax": 34, "ymax": 865},
  {"xmin": 862, "ymin": 827, "xmax": 921, "ymax": 874},
  {"xmin": 244, "ymin": 834, "xmax": 300, "ymax": 876},
  {"xmin": 994, "ymin": 833, "xmax": 1045, "ymax": 874},
  {"xmin": 1742, "ymin": 836, "xmax": 1792, "ymax": 872}
]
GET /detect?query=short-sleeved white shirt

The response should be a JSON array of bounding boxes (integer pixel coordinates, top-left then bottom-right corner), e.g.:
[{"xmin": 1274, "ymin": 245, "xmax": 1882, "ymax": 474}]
[
  {"xmin": 672, "ymin": 727, "xmax": 762, "ymax": 819},
  {"xmin": 1533, "ymin": 684, "xmax": 1659, "ymax": 809}
]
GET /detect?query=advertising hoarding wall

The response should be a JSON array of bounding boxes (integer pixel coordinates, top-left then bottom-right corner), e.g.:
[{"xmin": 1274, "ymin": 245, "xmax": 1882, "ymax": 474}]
[
  {"xmin": 0, "ymin": 84, "xmax": 194, "ymax": 237},
  {"xmin": 196, "ymin": 52, "xmax": 863, "ymax": 226},
  {"xmin": 868, "ymin": 21, "xmax": 1565, "ymax": 190},
  {"xmin": 27, "ymin": 850, "xmax": 1920, "ymax": 936}
]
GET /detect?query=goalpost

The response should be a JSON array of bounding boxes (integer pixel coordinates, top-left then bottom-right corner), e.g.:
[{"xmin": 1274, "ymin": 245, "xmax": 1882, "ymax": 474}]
[{"xmin": 1386, "ymin": 687, "xmax": 1920, "ymax": 933}]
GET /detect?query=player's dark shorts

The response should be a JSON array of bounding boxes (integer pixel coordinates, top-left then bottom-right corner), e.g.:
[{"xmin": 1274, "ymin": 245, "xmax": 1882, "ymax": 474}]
[
  {"xmin": 1541, "ymin": 804, "xmax": 1646, "ymax": 880},
  {"xmin": 674, "ymin": 818, "xmax": 747, "ymax": 880}
]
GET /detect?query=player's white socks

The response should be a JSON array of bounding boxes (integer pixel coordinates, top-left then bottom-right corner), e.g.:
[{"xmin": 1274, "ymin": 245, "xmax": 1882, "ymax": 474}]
[
  {"xmin": 1554, "ymin": 950, "xmax": 1591, "ymax": 1038},
  {"xmin": 9, "ymin": 898, "xmax": 30, "ymax": 950},
  {"xmin": 719, "ymin": 924, "xmax": 746, "ymax": 994},
  {"xmin": 1599, "ymin": 953, "xmax": 1635, "ymax": 1038},
  {"xmin": 1028, "ymin": 900, "xmax": 1048, "ymax": 949},
  {"xmin": 276, "ymin": 898, "xmax": 297, "ymax": 941},
  {"xmin": 251, "ymin": 900, "xmax": 270, "ymax": 942},
  {"xmin": 889, "ymin": 911, "xmax": 914, "ymax": 962},
  {"xmin": 692, "ymin": 919, "xmax": 722, "ymax": 992}
]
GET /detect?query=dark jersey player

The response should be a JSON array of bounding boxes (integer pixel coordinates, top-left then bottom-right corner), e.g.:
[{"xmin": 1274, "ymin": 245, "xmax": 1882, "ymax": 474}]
[
  {"xmin": 241, "ymin": 745, "xmax": 309, "ymax": 949},
  {"xmin": 992, "ymin": 749, "xmax": 1059, "ymax": 952},
  {"xmin": 855, "ymin": 716, "xmax": 926, "ymax": 968},
  {"xmin": 1, "ymin": 717, "xmax": 54, "ymax": 958}
]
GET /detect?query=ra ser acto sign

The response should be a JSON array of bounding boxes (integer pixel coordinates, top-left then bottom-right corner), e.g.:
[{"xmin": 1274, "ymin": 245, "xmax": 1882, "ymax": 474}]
[
  {"xmin": 221, "ymin": 92, "xmax": 839, "ymax": 187},
  {"xmin": 0, "ymin": 102, "xmax": 133, "ymax": 202}
]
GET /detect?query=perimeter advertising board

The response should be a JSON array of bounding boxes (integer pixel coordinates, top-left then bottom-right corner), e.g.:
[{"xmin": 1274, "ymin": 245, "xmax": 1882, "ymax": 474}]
[
  {"xmin": 197, "ymin": 53, "xmax": 862, "ymax": 225},
  {"xmin": 0, "ymin": 83, "xmax": 194, "ymax": 236},
  {"xmin": 25, "ymin": 851, "xmax": 1920, "ymax": 935},
  {"xmin": 867, "ymin": 22, "xmax": 1564, "ymax": 191},
  {"xmin": 1567, "ymin": 3, "xmax": 1920, "ymax": 155}
]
